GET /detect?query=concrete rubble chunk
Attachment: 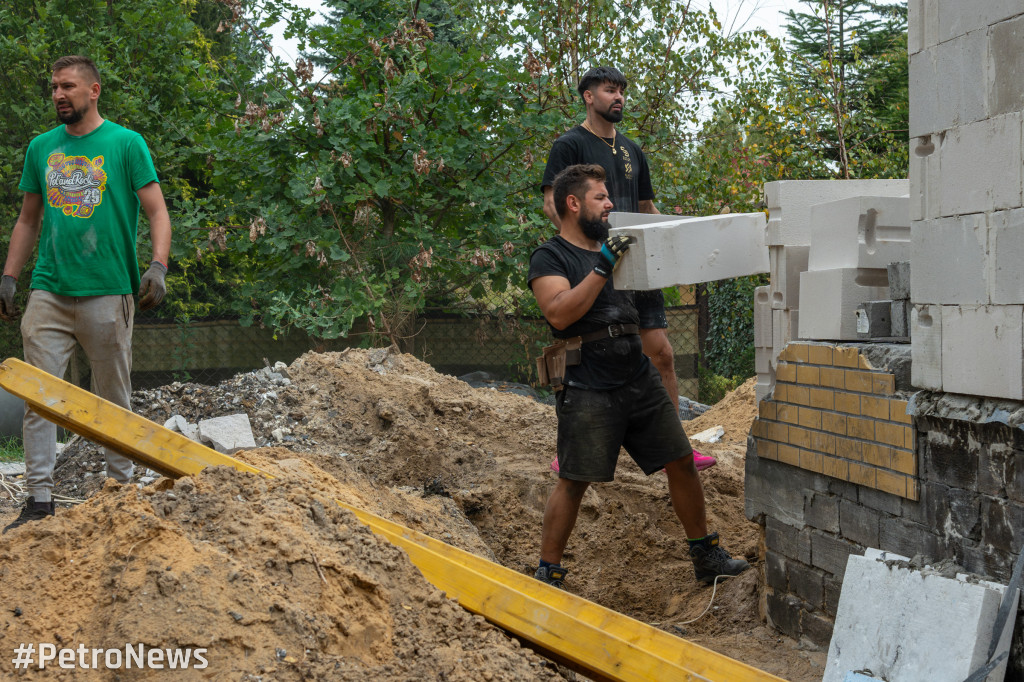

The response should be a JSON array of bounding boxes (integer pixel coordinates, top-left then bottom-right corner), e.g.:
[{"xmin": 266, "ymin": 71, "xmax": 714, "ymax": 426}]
[
  {"xmin": 198, "ymin": 414, "xmax": 257, "ymax": 454},
  {"xmin": 609, "ymin": 212, "xmax": 768, "ymax": 290},
  {"xmin": 824, "ymin": 550, "xmax": 1018, "ymax": 682},
  {"xmin": 163, "ymin": 414, "xmax": 200, "ymax": 442},
  {"xmin": 807, "ymin": 196, "xmax": 910, "ymax": 272}
]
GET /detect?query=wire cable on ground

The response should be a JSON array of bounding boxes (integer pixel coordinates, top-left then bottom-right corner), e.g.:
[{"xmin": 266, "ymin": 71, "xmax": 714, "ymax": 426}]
[
  {"xmin": 0, "ymin": 471, "xmax": 84, "ymax": 505},
  {"xmin": 648, "ymin": 573, "xmax": 737, "ymax": 632}
]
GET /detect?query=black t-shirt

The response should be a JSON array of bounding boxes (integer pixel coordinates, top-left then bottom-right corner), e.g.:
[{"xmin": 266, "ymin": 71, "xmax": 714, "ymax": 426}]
[
  {"xmin": 528, "ymin": 236, "xmax": 650, "ymax": 390},
  {"xmin": 541, "ymin": 125, "xmax": 654, "ymax": 213}
]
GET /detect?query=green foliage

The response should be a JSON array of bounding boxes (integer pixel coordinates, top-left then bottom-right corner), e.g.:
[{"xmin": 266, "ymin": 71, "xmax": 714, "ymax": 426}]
[
  {"xmin": 0, "ymin": 436, "xmax": 24, "ymax": 463},
  {"xmin": 697, "ymin": 365, "xmax": 745, "ymax": 406},
  {"xmin": 703, "ymin": 275, "xmax": 766, "ymax": 380}
]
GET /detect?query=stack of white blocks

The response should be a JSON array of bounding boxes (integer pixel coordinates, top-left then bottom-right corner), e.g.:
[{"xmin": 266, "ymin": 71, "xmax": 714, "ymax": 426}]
[
  {"xmin": 753, "ymin": 180, "xmax": 909, "ymax": 401},
  {"xmin": 909, "ymin": 2, "xmax": 1024, "ymax": 400}
]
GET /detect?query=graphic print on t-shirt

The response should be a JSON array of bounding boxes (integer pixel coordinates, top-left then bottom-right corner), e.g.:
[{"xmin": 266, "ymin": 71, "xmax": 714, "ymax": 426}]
[
  {"xmin": 46, "ymin": 152, "xmax": 107, "ymax": 218},
  {"xmin": 620, "ymin": 146, "xmax": 633, "ymax": 181}
]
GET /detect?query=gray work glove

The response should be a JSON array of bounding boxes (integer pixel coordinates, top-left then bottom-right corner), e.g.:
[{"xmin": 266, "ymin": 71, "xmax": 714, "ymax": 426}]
[
  {"xmin": 593, "ymin": 235, "xmax": 632, "ymax": 278},
  {"xmin": 0, "ymin": 275, "xmax": 19, "ymax": 321},
  {"xmin": 138, "ymin": 261, "xmax": 167, "ymax": 311}
]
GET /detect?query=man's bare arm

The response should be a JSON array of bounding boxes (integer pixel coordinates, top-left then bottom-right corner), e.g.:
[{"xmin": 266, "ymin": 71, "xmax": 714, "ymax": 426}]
[
  {"xmin": 542, "ymin": 186, "xmax": 562, "ymax": 230},
  {"xmin": 4, "ymin": 193, "xmax": 44, "ymax": 278},
  {"xmin": 638, "ymin": 199, "xmax": 660, "ymax": 215},
  {"xmin": 137, "ymin": 181, "xmax": 171, "ymax": 265},
  {"xmin": 531, "ymin": 273, "xmax": 607, "ymax": 330}
]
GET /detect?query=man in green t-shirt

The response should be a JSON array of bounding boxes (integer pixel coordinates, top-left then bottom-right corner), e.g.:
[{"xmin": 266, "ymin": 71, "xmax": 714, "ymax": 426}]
[{"xmin": 0, "ymin": 55, "xmax": 172, "ymax": 533}]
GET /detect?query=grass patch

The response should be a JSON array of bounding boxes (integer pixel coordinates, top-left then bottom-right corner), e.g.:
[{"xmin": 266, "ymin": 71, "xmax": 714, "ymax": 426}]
[{"xmin": 0, "ymin": 437, "xmax": 24, "ymax": 463}]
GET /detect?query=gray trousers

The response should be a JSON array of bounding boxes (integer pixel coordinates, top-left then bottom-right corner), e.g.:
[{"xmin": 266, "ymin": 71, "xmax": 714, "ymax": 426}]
[{"xmin": 21, "ymin": 290, "xmax": 135, "ymax": 502}]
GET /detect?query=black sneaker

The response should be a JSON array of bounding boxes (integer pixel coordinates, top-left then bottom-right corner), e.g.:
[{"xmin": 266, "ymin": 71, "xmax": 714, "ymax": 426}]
[
  {"xmin": 2, "ymin": 497, "xmax": 56, "ymax": 534},
  {"xmin": 533, "ymin": 564, "xmax": 568, "ymax": 589},
  {"xmin": 689, "ymin": 532, "xmax": 749, "ymax": 584}
]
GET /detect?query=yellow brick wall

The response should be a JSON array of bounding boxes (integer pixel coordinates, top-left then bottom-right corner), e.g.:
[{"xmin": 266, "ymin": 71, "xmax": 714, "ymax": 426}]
[{"xmin": 752, "ymin": 342, "xmax": 918, "ymax": 500}]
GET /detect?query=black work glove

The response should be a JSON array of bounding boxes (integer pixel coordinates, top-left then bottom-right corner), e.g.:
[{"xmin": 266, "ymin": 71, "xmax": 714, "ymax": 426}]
[
  {"xmin": 0, "ymin": 275, "xmax": 19, "ymax": 321},
  {"xmin": 138, "ymin": 261, "xmax": 167, "ymax": 311},
  {"xmin": 593, "ymin": 235, "xmax": 632, "ymax": 278}
]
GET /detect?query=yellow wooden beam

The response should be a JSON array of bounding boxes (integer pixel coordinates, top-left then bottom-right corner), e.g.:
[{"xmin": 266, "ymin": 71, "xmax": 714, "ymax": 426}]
[{"xmin": 0, "ymin": 357, "xmax": 786, "ymax": 682}]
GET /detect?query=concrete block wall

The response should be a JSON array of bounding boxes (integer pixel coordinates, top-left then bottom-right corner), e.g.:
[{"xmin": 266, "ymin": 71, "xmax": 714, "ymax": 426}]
[
  {"xmin": 798, "ymin": 269, "xmax": 890, "ymax": 341},
  {"xmin": 806, "ymin": 196, "xmax": 910, "ymax": 272},
  {"xmin": 909, "ymin": 3, "xmax": 1024, "ymax": 401},
  {"xmin": 750, "ymin": 342, "xmax": 918, "ymax": 501}
]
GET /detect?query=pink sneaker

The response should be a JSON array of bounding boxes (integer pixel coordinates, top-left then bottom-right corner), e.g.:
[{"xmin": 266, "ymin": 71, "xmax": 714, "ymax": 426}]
[
  {"xmin": 693, "ymin": 450, "xmax": 717, "ymax": 471},
  {"xmin": 550, "ymin": 458, "xmax": 560, "ymax": 473}
]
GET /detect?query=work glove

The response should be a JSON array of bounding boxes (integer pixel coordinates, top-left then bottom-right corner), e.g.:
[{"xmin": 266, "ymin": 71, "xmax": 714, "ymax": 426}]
[
  {"xmin": 0, "ymin": 275, "xmax": 19, "ymax": 321},
  {"xmin": 138, "ymin": 261, "xmax": 167, "ymax": 311},
  {"xmin": 593, "ymin": 235, "xmax": 632, "ymax": 278}
]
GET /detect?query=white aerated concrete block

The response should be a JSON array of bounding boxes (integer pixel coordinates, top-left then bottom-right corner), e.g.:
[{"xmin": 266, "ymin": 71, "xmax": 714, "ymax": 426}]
[
  {"xmin": 910, "ymin": 214, "xmax": 988, "ymax": 305},
  {"xmin": 911, "ymin": 304, "xmax": 942, "ymax": 391},
  {"xmin": 609, "ymin": 213, "xmax": 768, "ymax": 290},
  {"xmin": 990, "ymin": 15, "xmax": 1024, "ymax": 118},
  {"xmin": 808, "ymin": 196, "xmax": 910, "ymax": 271},
  {"xmin": 764, "ymin": 180, "xmax": 909, "ymax": 247},
  {"xmin": 989, "ymin": 208, "xmax": 1024, "ymax": 304},
  {"xmin": 937, "ymin": 0, "xmax": 1022, "ymax": 45},
  {"xmin": 910, "ymin": 136, "xmax": 940, "ymax": 222},
  {"xmin": 769, "ymin": 245, "xmax": 809, "ymax": 310},
  {"xmin": 823, "ymin": 552, "xmax": 1018, "ymax": 682},
  {"xmin": 755, "ymin": 347, "xmax": 771, "ymax": 374},
  {"xmin": 198, "ymin": 414, "xmax": 258, "ymax": 454},
  {"xmin": 939, "ymin": 114, "xmax": 1023, "ymax": 217},
  {"xmin": 772, "ymin": 309, "xmax": 799, "ymax": 363},
  {"xmin": 755, "ymin": 365, "xmax": 775, "ymax": 404},
  {"xmin": 609, "ymin": 212, "xmax": 688, "ymax": 229},
  {"xmin": 909, "ymin": 30, "xmax": 987, "ymax": 138},
  {"xmin": 941, "ymin": 304, "xmax": 1024, "ymax": 400},
  {"xmin": 907, "ymin": 0, "xmax": 938, "ymax": 54},
  {"xmin": 754, "ymin": 286, "xmax": 772, "ymax": 348},
  {"xmin": 798, "ymin": 269, "xmax": 889, "ymax": 341}
]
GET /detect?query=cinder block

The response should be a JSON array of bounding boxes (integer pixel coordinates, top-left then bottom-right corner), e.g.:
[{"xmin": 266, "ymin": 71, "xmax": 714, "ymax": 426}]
[
  {"xmin": 891, "ymin": 300, "xmax": 910, "ymax": 338},
  {"xmin": 938, "ymin": 114, "xmax": 1024, "ymax": 217},
  {"xmin": 767, "ymin": 516, "xmax": 811, "ymax": 564},
  {"xmin": 807, "ymin": 196, "xmax": 910, "ymax": 272},
  {"xmin": 810, "ymin": 530, "xmax": 861, "ymax": 577},
  {"xmin": 910, "ymin": 214, "xmax": 988, "ymax": 305},
  {"xmin": 610, "ymin": 213, "xmax": 768, "ymax": 290},
  {"xmin": 908, "ymin": 30, "xmax": 987, "ymax": 138},
  {"xmin": 910, "ymin": 135, "xmax": 940, "ymax": 222},
  {"xmin": 856, "ymin": 301, "xmax": 892, "ymax": 339},
  {"xmin": 911, "ymin": 304, "xmax": 942, "ymax": 390},
  {"xmin": 907, "ymin": 0, "xmax": 938, "ymax": 54},
  {"xmin": 764, "ymin": 180, "xmax": 910, "ymax": 247},
  {"xmin": 798, "ymin": 269, "xmax": 889, "ymax": 341},
  {"xmin": 609, "ymin": 212, "xmax": 689, "ymax": 229},
  {"xmin": 941, "ymin": 304, "xmax": 1024, "ymax": 400},
  {"xmin": 937, "ymin": 0, "xmax": 1022, "ymax": 45},
  {"xmin": 988, "ymin": 208, "xmax": 1024, "ymax": 304},
  {"xmin": 769, "ymin": 245, "xmax": 809, "ymax": 310},
  {"xmin": 823, "ymin": 553, "xmax": 1018, "ymax": 682},
  {"xmin": 754, "ymin": 286, "xmax": 772, "ymax": 347},
  {"xmin": 887, "ymin": 261, "xmax": 911, "ymax": 300}
]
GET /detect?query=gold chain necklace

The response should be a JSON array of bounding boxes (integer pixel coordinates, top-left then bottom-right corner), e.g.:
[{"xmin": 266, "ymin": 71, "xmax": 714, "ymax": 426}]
[{"xmin": 582, "ymin": 120, "xmax": 617, "ymax": 155}]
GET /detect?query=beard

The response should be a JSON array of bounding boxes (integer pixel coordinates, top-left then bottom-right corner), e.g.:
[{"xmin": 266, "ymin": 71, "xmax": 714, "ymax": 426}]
[
  {"xmin": 56, "ymin": 103, "xmax": 86, "ymax": 125},
  {"xmin": 598, "ymin": 106, "xmax": 623, "ymax": 124},
  {"xmin": 580, "ymin": 214, "xmax": 611, "ymax": 241}
]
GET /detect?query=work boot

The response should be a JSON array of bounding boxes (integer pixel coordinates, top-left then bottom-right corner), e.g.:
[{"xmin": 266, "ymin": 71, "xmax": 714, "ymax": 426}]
[
  {"xmin": 3, "ymin": 496, "xmax": 55, "ymax": 534},
  {"xmin": 689, "ymin": 532, "xmax": 749, "ymax": 584},
  {"xmin": 534, "ymin": 564, "xmax": 568, "ymax": 589}
]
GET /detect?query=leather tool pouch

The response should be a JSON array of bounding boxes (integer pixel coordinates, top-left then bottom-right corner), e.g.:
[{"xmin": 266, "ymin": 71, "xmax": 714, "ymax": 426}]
[{"xmin": 536, "ymin": 337, "xmax": 582, "ymax": 391}]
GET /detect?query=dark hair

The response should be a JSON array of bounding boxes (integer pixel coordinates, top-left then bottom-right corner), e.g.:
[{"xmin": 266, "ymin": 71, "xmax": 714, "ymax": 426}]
[
  {"xmin": 51, "ymin": 55, "xmax": 101, "ymax": 87},
  {"xmin": 577, "ymin": 66, "xmax": 627, "ymax": 99},
  {"xmin": 552, "ymin": 164, "xmax": 606, "ymax": 218}
]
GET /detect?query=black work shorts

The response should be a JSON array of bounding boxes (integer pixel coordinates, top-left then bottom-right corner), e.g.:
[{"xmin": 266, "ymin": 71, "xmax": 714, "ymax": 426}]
[
  {"xmin": 634, "ymin": 289, "xmax": 668, "ymax": 329},
  {"xmin": 554, "ymin": 364, "xmax": 693, "ymax": 482}
]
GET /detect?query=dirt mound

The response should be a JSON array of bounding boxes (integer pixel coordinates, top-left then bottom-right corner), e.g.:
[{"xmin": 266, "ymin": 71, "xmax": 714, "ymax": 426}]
[
  {"xmin": 0, "ymin": 462, "xmax": 560, "ymax": 681},
  {"xmin": 683, "ymin": 376, "xmax": 758, "ymax": 446}
]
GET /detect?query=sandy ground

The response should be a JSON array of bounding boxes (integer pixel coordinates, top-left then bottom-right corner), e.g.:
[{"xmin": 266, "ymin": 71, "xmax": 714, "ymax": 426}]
[{"xmin": 0, "ymin": 348, "xmax": 826, "ymax": 680}]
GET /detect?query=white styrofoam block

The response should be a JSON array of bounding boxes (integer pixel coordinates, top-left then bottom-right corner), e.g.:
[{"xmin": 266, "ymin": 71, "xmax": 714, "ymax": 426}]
[
  {"xmin": 754, "ymin": 286, "xmax": 772, "ymax": 347},
  {"xmin": 988, "ymin": 208, "xmax": 1024, "ymax": 304},
  {"xmin": 769, "ymin": 245, "xmax": 809, "ymax": 310},
  {"xmin": 609, "ymin": 213, "xmax": 768, "ymax": 290},
  {"xmin": 808, "ymin": 196, "xmax": 910, "ymax": 271},
  {"xmin": 609, "ymin": 212, "xmax": 688, "ymax": 229},
  {"xmin": 910, "ymin": 214, "xmax": 988, "ymax": 305},
  {"xmin": 910, "ymin": 136, "xmax": 940, "ymax": 222},
  {"xmin": 765, "ymin": 180, "xmax": 909, "ymax": 247},
  {"xmin": 939, "ymin": 113, "xmax": 1024, "ymax": 217},
  {"xmin": 797, "ymin": 269, "xmax": 889, "ymax": 341},
  {"xmin": 824, "ymin": 553, "xmax": 1018, "ymax": 682},
  {"xmin": 937, "ymin": 0, "xmax": 1022, "ymax": 45},
  {"xmin": 911, "ymin": 304, "xmax": 942, "ymax": 390},
  {"xmin": 909, "ymin": 30, "xmax": 987, "ymax": 138},
  {"xmin": 941, "ymin": 304, "xmax": 1024, "ymax": 400}
]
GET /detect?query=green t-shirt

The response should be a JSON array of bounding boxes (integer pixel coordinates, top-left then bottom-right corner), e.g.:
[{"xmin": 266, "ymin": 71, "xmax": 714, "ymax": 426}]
[{"xmin": 18, "ymin": 120, "xmax": 159, "ymax": 296}]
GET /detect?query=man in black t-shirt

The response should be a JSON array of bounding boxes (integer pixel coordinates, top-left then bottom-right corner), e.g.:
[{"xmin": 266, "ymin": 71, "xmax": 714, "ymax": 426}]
[
  {"xmin": 541, "ymin": 66, "xmax": 682, "ymax": 421},
  {"xmin": 528, "ymin": 164, "xmax": 749, "ymax": 589}
]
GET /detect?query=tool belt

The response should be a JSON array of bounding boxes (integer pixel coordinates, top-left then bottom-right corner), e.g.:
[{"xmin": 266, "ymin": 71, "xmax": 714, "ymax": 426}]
[{"xmin": 536, "ymin": 324, "xmax": 640, "ymax": 391}]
